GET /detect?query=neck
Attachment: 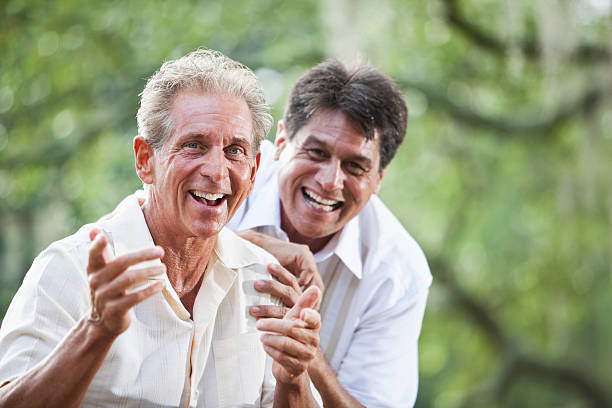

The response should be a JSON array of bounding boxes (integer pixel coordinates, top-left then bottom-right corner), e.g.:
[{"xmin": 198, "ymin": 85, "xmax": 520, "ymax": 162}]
[
  {"xmin": 280, "ymin": 205, "xmax": 333, "ymax": 254},
  {"xmin": 142, "ymin": 201, "xmax": 216, "ymax": 304}
]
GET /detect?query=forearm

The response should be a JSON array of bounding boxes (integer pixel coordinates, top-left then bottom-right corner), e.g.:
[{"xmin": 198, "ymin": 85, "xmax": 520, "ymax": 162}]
[
  {"xmin": 308, "ymin": 349, "xmax": 364, "ymax": 408},
  {"xmin": 0, "ymin": 316, "xmax": 115, "ymax": 408},
  {"xmin": 273, "ymin": 374, "xmax": 319, "ymax": 408}
]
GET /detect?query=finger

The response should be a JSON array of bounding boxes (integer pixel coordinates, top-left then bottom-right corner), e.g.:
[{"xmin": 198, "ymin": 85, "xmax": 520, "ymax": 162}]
[
  {"xmin": 113, "ymin": 247, "xmax": 165, "ymax": 273},
  {"xmin": 87, "ymin": 232, "xmax": 111, "ymax": 272},
  {"xmin": 249, "ymin": 305, "xmax": 289, "ymax": 319},
  {"xmin": 310, "ymin": 274, "xmax": 325, "ymax": 310},
  {"xmin": 267, "ymin": 264, "xmax": 300, "ymax": 291},
  {"xmin": 95, "ymin": 264, "xmax": 166, "ymax": 302},
  {"xmin": 256, "ymin": 319, "xmax": 318, "ymax": 347},
  {"xmin": 90, "ymin": 229, "xmax": 116, "ymax": 262},
  {"xmin": 254, "ymin": 279, "xmax": 299, "ymax": 308},
  {"xmin": 89, "ymin": 228, "xmax": 100, "ymax": 242},
  {"xmin": 260, "ymin": 333, "xmax": 315, "ymax": 361},
  {"xmin": 263, "ymin": 344, "xmax": 307, "ymax": 377},
  {"xmin": 104, "ymin": 280, "xmax": 164, "ymax": 317},
  {"xmin": 296, "ymin": 265, "xmax": 315, "ymax": 287},
  {"xmin": 294, "ymin": 250, "xmax": 316, "ymax": 286},
  {"xmin": 299, "ymin": 308, "xmax": 321, "ymax": 330},
  {"xmin": 91, "ymin": 247, "xmax": 164, "ymax": 287},
  {"xmin": 285, "ymin": 286, "xmax": 321, "ymax": 320}
]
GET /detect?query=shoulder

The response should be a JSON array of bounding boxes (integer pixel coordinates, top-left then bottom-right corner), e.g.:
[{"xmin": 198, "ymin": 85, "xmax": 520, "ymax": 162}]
[
  {"xmin": 5, "ymin": 225, "xmax": 94, "ymax": 326},
  {"xmin": 358, "ymin": 196, "xmax": 432, "ymax": 294},
  {"xmin": 31, "ymin": 224, "xmax": 94, "ymax": 281},
  {"xmin": 217, "ymin": 228, "xmax": 281, "ymax": 306},
  {"xmin": 217, "ymin": 227, "xmax": 279, "ymax": 270}
]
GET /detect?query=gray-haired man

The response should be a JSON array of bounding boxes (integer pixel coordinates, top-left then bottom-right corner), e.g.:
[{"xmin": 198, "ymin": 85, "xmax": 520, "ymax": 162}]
[{"xmin": 0, "ymin": 50, "xmax": 321, "ymax": 407}]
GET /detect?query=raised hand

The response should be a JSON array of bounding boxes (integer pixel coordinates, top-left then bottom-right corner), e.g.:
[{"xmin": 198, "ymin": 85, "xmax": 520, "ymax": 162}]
[
  {"xmin": 256, "ymin": 286, "xmax": 321, "ymax": 385},
  {"xmin": 87, "ymin": 228, "xmax": 165, "ymax": 337},
  {"xmin": 239, "ymin": 230, "xmax": 324, "ymax": 294}
]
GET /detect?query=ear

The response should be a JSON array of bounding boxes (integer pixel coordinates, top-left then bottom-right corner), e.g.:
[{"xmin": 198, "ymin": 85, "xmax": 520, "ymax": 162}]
[
  {"xmin": 374, "ymin": 167, "xmax": 386, "ymax": 194},
  {"xmin": 134, "ymin": 136, "xmax": 155, "ymax": 185},
  {"xmin": 274, "ymin": 120, "xmax": 288, "ymax": 161}
]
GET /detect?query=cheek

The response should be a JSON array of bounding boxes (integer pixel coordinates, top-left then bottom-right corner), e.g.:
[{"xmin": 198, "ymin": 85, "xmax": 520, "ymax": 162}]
[
  {"xmin": 231, "ymin": 163, "xmax": 256, "ymax": 191},
  {"xmin": 347, "ymin": 180, "xmax": 373, "ymax": 204}
]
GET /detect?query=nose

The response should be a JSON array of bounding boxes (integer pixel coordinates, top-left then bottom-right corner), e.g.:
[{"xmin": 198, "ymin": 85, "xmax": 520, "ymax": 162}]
[
  {"xmin": 315, "ymin": 159, "xmax": 344, "ymax": 191},
  {"xmin": 200, "ymin": 147, "xmax": 228, "ymax": 183}
]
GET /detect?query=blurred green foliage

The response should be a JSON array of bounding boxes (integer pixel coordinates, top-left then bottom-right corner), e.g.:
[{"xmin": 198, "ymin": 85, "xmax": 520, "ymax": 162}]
[{"xmin": 1, "ymin": 0, "xmax": 611, "ymax": 406}]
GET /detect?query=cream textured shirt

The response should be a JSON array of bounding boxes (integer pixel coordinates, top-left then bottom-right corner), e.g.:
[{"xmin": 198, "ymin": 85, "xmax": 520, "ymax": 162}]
[
  {"xmin": 0, "ymin": 192, "xmax": 279, "ymax": 407},
  {"xmin": 228, "ymin": 141, "xmax": 433, "ymax": 408}
]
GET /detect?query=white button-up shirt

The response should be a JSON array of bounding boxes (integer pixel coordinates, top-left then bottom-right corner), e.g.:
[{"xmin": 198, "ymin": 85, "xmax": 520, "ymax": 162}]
[
  {"xmin": 0, "ymin": 192, "xmax": 279, "ymax": 407},
  {"xmin": 228, "ymin": 141, "xmax": 433, "ymax": 408}
]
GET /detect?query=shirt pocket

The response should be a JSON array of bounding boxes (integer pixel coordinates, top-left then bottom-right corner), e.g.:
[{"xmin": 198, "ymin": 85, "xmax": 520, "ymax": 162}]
[{"xmin": 213, "ymin": 331, "xmax": 267, "ymax": 407}]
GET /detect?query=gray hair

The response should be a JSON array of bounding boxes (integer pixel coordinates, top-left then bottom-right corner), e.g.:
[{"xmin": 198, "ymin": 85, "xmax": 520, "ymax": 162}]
[{"xmin": 136, "ymin": 49, "xmax": 273, "ymax": 154}]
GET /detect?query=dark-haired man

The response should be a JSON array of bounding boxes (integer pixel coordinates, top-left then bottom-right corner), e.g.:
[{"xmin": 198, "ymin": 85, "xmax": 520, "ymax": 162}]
[{"xmin": 228, "ymin": 60, "xmax": 432, "ymax": 407}]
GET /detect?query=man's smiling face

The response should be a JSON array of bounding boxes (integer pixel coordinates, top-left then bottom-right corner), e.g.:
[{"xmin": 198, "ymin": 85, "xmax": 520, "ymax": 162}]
[
  {"xmin": 141, "ymin": 90, "xmax": 258, "ymax": 241},
  {"xmin": 275, "ymin": 109, "xmax": 383, "ymax": 251}
]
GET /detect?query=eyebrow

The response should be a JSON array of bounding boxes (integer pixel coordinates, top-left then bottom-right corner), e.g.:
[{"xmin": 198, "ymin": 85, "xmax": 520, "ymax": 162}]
[
  {"xmin": 302, "ymin": 135, "xmax": 373, "ymax": 167},
  {"xmin": 183, "ymin": 133, "xmax": 252, "ymax": 148},
  {"xmin": 228, "ymin": 135, "xmax": 252, "ymax": 148}
]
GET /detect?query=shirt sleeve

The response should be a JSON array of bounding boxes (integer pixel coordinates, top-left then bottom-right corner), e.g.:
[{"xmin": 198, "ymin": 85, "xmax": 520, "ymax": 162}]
[
  {"xmin": 335, "ymin": 285, "xmax": 430, "ymax": 408},
  {"xmin": 0, "ymin": 242, "xmax": 91, "ymax": 386}
]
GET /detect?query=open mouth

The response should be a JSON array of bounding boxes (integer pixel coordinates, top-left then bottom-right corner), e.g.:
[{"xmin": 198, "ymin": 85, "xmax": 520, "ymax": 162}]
[
  {"xmin": 302, "ymin": 187, "xmax": 342, "ymax": 212},
  {"xmin": 190, "ymin": 190, "xmax": 227, "ymax": 206}
]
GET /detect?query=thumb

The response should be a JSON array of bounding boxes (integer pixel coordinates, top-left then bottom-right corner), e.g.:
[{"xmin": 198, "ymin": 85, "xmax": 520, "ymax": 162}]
[
  {"xmin": 284, "ymin": 286, "xmax": 321, "ymax": 320},
  {"xmin": 295, "ymin": 256, "xmax": 316, "ymax": 286}
]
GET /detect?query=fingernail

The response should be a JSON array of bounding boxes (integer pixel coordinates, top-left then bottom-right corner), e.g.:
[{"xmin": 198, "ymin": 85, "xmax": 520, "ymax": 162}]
[
  {"xmin": 250, "ymin": 306, "xmax": 261, "ymax": 314},
  {"xmin": 254, "ymin": 280, "xmax": 264, "ymax": 289}
]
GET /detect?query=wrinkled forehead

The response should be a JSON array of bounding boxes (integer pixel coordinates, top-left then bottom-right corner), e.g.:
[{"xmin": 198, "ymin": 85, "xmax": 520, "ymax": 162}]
[{"xmin": 168, "ymin": 90, "xmax": 255, "ymax": 140}]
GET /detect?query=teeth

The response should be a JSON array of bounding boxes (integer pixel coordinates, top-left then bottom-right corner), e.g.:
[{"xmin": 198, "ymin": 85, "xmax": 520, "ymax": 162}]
[
  {"xmin": 303, "ymin": 188, "xmax": 341, "ymax": 212},
  {"xmin": 304, "ymin": 189, "xmax": 340, "ymax": 206},
  {"xmin": 309, "ymin": 201, "xmax": 335, "ymax": 212},
  {"xmin": 192, "ymin": 190, "xmax": 224, "ymax": 200}
]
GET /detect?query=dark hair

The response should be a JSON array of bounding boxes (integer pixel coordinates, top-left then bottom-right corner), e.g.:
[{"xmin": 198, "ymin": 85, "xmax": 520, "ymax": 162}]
[{"xmin": 282, "ymin": 59, "xmax": 408, "ymax": 171}]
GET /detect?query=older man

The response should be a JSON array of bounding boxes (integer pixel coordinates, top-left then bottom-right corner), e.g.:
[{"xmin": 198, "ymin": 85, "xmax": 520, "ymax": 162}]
[
  {"xmin": 0, "ymin": 50, "xmax": 320, "ymax": 407},
  {"xmin": 228, "ymin": 60, "xmax": 433, "ymax": 407}
]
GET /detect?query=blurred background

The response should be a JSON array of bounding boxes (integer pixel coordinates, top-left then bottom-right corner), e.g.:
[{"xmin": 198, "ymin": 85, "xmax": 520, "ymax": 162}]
[{"xmin": 1, "ymin": 0, "xmax": 611, "ymax": 406}]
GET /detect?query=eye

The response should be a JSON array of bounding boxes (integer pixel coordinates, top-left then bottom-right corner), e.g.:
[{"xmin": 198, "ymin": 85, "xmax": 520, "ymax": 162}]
[
  {"xmin": 306, "ymin": 148, "xmax": 327, "ymax": 160},
  {"xmin": 185, "ymin": 142, "xmax": 200, "ymax": 149},
  {"xmin": 345, "ymin": 161, "xmax": 367, "ymax": 176},
  {"xmin": 225, "ymin": 145, "xmax": 245, "ymax": 156}
]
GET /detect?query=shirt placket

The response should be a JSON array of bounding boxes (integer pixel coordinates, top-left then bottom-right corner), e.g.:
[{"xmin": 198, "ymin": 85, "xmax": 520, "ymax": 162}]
[{"xmin": 188, "ymin": 257, "xmax": 237, "ymax": 407}]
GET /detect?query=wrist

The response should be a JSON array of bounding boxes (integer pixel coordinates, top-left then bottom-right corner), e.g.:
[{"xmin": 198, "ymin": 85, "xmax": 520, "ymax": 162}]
[
  {"xmin": 275, "ymin": 373, "xmax": 315, "ymax": 406},
  {"xmin": 82, "ymin": 314, "xmax": 120, "ymax": 345}
]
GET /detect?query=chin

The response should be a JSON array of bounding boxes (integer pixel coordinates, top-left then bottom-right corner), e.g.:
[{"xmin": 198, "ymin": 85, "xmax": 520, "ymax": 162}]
[{"xmin": 298, "ymin": 224, "xmax": 335, "ymax": 240}]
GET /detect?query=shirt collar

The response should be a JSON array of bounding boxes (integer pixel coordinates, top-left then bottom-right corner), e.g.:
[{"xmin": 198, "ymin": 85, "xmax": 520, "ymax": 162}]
[
  {"xmin": 214, "ymin": 228, "xmax": 269, "ymax": 269},
  {"xmin": 314, "ymin": 214, "xmax": 363, "ymax": 279},
  {"xmin": 99, "ymin": 191, "xmax": 156, "ymax": 257},
  {"xmin": 240, "ymin": 173, "xmax": 365, "ymax": 279},
  {"xmin": 101, "ymin": 191, "xmax": 264, "ymax": 269}
]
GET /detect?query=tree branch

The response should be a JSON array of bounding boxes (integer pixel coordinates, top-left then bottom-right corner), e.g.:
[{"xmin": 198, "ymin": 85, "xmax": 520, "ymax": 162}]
[
  {"xmin": 400, "ymin": 79, "xmax": 606, "ymax": 135},
  {"xmin": 441, "ymin": 0, "xmax": 612, "ymax": 64},
  {"xmin": 431, "ymin": 255, "xmax": 612, "ymax": 406},
  {"xmin": 505, "ymin": 356, "xmax": 612, "ymax": 407}
]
